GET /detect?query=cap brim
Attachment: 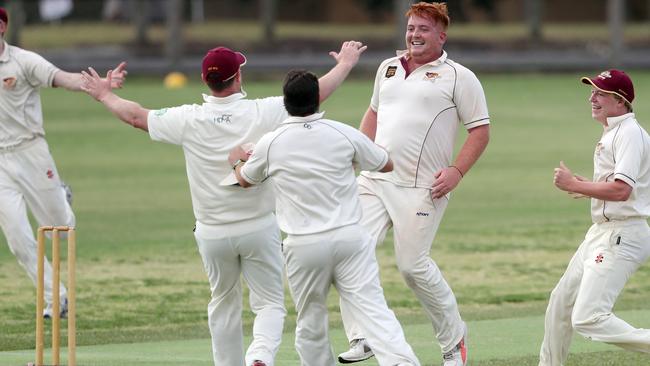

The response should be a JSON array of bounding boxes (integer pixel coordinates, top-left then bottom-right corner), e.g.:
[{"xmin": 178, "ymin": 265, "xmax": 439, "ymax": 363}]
[
  {"xmin": 581, "ymin": 76, "xmax": 632, "ymax": 105},
  {"xmin": 219, "ymin": 171, "xmax": 240, "ymax": 186},
  {"xmin": 236, "ymin": 52, "xmax": 247, "ymax": 67}
]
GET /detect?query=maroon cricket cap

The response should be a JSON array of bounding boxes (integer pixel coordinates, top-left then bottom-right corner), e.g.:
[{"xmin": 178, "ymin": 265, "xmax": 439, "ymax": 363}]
[
  {"xmin": 202, "ymin": 47, "xmax": 246, "ymax": 83},
  {"xmin": 0, "ymin": 7, "xmax": 8, "ymax": 25},
  {"xmin": 581, "ymin": 69, "xmax": 634, "ymax": 104}
]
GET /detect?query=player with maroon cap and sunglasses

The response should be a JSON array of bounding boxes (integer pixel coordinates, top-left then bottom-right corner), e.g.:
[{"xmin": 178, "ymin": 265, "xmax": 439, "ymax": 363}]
[
  {"xmin": 80, "ymin": 41, "xmax": 367, "ymax": 366},
  {"xmin": 539, "ymin": 69, "xmax": 650, "ymax": 365},
  {"xmin": 0, "ymin": 7, "xmax": 127, "ymax": 319}
]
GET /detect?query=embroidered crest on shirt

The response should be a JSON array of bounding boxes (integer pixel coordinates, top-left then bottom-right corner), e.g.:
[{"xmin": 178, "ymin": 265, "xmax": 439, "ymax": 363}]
[
  {"xmin": 595, "ymin": 142, "xmax": 604, "ymax": 156},
  {"xmin": 2, "ymin": 77, "xmax": 16, "ymax": 90},
  {"xmin": 424, "ymin": 72, "xmax": 440, "ymax": 81},
  {"xmin": 595, "ymin": 253, "xmax": 604, "ymax": 263},
  {"xmin": 46, "ymin": 170, "xmax": 55, "ymax": 179},
  {"xmin": 385, "ymin": 66, "xmax": 397, "ymax": 78}
]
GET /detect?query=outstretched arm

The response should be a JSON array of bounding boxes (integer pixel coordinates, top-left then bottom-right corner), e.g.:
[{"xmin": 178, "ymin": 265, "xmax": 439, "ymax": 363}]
[
  {"xmin": 81, "ymin": 66, "xmax": 149, "ymax": 131},
  {"xmin": 431, "ymin": 124, "xmax": 490, "ymax": 199},
  {"xmin": 53, "ymin": 61, "xmax": 127, "ymax": 91},
  {"xmin": 318, "ymin": 40, "xmax": 367, "ymax": 102}
]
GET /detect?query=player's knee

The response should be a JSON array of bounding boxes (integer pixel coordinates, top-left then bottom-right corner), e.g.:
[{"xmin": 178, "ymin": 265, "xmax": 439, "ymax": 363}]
[
  {"xmin": 571, "ymin": 311, "xmax": 609, "ymax": 335},
  {"xmin": 398, "ymin": 265, "xmax": 427, "ymax": 288}
]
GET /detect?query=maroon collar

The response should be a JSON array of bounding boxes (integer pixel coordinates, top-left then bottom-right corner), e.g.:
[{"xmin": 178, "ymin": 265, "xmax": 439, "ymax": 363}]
[{"xmin": 399, "ymin": 56, "xmax": 411, "ymax": 78}]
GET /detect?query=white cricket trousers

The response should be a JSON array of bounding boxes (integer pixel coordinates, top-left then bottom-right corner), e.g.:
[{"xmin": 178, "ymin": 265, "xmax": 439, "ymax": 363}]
[
  {"xmin": 341, "ymin": 176, "xmax": 465, "ymax": 353},
  {"xmin": 284, "ymin": 224, "xmax": 420, "ymax": 366},
  {"xmin": 0, "ymin": 138, "xmax": 74, "ymax": 304},
  {"xmin": 539, "ymin": 219, "xmax": 650, "ymax": 366},
  {"xmin": 194, "ymin": 214, "xmax": 286, "ymax": 366}
]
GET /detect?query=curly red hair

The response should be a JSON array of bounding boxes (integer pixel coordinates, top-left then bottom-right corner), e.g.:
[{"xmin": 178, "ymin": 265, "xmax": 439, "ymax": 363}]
[{"xmin": 406, "ymin": 2, "xmax": 450, "ymax": 30}]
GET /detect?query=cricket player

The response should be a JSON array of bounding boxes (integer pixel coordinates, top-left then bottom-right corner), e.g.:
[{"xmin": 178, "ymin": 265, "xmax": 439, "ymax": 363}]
[
  {"xmin": 81, "ymin": 43, "xmax": 366, "ymax": 366},
  {"xmin": 0, "ymin": 7, "xmax": 127, "ymax": 319},
  {"xmin": 338, "ymin": 3, "xmax": 490, "ymax": 365},
  {"xmin": 539, "ymin": 69, "xmax": 650, "ymax": 365},
  {"xmin": 230, "ymin": 69, "xmax": 420, "ymax": 366}
]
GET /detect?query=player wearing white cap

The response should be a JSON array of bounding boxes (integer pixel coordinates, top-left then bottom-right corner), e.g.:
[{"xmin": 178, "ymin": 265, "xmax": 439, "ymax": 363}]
[
  {"xmin": 539, "ymin": 69, "xmax": 650, "ymax": 365},
  {"xmin": 0, "ymin": 7, "xmax": 127, "ymax": 319},
  {"xmin": 230, "ymin": 69, "xmax": 420, "ymax": 366},
  {"xmin": 338, "ymin": 3, "xmax": 490, "ymax": 366},
  {"xmin": 81, "ymin": 43, "xmax": 366, "ymax": 366}
]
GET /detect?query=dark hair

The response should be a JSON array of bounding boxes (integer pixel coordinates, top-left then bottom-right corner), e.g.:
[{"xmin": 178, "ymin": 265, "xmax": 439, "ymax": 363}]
[
  {"xmin": 205, "ymin": 72, "xmax": 236, "ymax": 92},
  {"xmin": 283, "ymin": 69, "xmax": 319, "ymax": 117}
]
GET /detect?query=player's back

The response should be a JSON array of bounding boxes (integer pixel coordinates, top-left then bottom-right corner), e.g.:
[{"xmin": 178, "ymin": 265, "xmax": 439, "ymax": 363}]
[
  {"xmin": 147, "ymin": 94, "xmax": 288, "ymax": 225},
  {"xmin": 267, "ymin": 117, "xmax": 361, "ymax": 235}
]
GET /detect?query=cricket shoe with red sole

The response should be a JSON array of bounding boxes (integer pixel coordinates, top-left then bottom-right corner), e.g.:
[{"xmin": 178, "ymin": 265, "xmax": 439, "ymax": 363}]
[{"xmin": 442, "ymin": 323, "xmax": 468, "ymax": 366}]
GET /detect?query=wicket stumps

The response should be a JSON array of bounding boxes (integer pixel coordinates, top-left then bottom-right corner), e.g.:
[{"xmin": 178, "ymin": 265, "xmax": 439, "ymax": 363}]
[{"xmin": 35, "ymin": 226, "xmax": 76, "ymax": 366}]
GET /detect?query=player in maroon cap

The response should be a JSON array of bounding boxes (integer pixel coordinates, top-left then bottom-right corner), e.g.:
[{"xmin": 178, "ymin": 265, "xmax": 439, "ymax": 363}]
[
  {"xmin": 539, "ymin": 69, "xmax": 650, "ymax": 365},
  {"xmin": 81, "ymin": 41, "xmax": 367, "ymax": 366},
  {"xmin": 0, "ymin": 7, "xmax": 127, "ymax": 319}
]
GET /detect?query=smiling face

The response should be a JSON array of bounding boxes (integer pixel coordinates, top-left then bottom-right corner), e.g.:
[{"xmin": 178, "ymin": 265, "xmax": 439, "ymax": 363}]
[
  {"xmin": 405, "ymin": 15, "xmax": 446, "ymax": 64},
  {"xmin": 589, "ymin": 88, "xmax": 628, "ymax": 125}
]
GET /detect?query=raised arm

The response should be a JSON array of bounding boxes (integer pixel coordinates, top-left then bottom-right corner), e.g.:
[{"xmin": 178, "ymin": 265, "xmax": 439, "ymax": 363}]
[
  {"xmin": 431, "ymin": 124, "xmax": 490, "ymax": 199},
  {"xmin": 318, "ymin": 40, "xmax": 367, "ymax": 103},
  {"xmin": 53, "ymin": 61, "xmax": 127, "ymax": 91},
  {"xmin": 80, "ymin": 66, "xmax": 149, "ymax": 131}
]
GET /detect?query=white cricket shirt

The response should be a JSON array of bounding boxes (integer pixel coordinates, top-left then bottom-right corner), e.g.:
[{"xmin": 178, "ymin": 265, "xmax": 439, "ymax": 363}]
[
  {"xmin": 361, "ymin": 51, "xmax": 490, "ymax": 188},
  {"xmin": 0, "ymin": 41, "xmax": 59, "ymax": 148},
  {"xmin": 240, "ymin": 112, "xmax": 389, "ymax": 235},
  {"xmin": 591, "ymin": 113, "xmax": 650, "ymax": 223},
  {"xmin": 148, "ymin": 92, "xmax": 288, "ymax": 225}
]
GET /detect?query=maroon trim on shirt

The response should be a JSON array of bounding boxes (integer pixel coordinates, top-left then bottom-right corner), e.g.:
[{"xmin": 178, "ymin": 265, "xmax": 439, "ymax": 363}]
[{"xmin": 399, "ymin": 56, "xmax": 411, "ymax": 78}]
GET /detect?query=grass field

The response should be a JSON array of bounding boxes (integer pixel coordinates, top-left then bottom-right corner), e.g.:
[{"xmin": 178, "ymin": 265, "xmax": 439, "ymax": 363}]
[{"xmin": 1, "ymin": 71, "xmax": 650, "ymax": 365}]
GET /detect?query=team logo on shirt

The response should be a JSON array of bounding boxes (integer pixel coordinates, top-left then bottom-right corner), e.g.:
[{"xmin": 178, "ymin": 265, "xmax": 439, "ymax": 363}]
[
  {"xmin": 595, "ymin": 253, "xmax": 604, "ymax": 263},
  {"xmin": 214, "ymin": 114, "xmax": 232, "ymax": 124},
  {"xmin": 595, "ymin": 142, "xmax": 604, "ymax": 156},
  {"xmin": 2, "ymin": 77, "xmax": 16, "ymax": 90},
  {"xmin": 46, "ymin": 170, "xmax": 55, "ymax": 179},
  {"xmin": 385, "ymin": 66, "xmax": 397, "ymax": 78},
  {"xmin": 424, "ymin": 72, "xmax": 440, "ymax": 81}
]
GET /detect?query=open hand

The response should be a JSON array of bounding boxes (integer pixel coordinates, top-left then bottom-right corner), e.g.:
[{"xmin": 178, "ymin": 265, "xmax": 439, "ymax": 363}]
[
  {"xmin": 329, "ymin": 40, "xmax": 367, "ymax": 66},
  {"xmin": 109, "ymin": 61, "xmax": 128, "ymax": 89},
  {"xmin": 80, "ymin": 67, "xmax": 113, "ymax": 102}
]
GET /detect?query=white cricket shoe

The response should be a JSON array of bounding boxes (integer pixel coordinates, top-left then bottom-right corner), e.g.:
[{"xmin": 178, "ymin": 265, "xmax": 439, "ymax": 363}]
[
  {"xmin": 442, "ymin": 324, "xmax": 468, "ymax": 366},
  {"xmin": 338, "ymin": 338, "xmax": 374, "ymax": 364},
  {"xmin": 43, "ymin": 297, "xmax": 68, "ymax": 319}
]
